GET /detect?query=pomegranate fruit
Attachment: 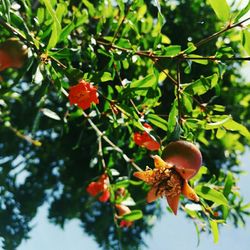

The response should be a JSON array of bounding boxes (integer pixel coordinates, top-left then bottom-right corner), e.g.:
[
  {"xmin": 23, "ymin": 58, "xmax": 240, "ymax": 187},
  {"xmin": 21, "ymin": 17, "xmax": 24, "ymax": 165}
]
[
  {"xmin": 162, "ymin": 140, "xmax": 202, "ymax": 180},
  {"xmin": 134, "ymin": 140, "xmax": 202, "ymax": 215},
  {"xmin": 0, "ymin": 38, "xmax": 28, "ymax": 71}
]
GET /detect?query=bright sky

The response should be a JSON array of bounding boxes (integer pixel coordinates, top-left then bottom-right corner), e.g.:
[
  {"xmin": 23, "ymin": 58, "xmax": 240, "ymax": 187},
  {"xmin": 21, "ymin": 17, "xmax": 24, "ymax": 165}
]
[
  {"xmin": 2, "ymin": 1, "xmax": 250, "ymax": 250},
  {"xmin": 16, "ymin": 150, "xmax": 250, "ymax": 250}
]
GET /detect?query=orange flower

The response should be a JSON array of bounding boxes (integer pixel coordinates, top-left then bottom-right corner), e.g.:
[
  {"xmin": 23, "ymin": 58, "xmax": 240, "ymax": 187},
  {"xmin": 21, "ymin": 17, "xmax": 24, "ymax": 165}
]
[
  {"xmin": 133, "ymin": 155, "xmax": 199, "ymax": 215},
  {"xmin": 86, "ymin": 174, "xmax": 110, "ymax": 202},
  {"xmin": 115, "ymin": 204, "xmax": 133, "ymax": 228},
  {"xmin": 133, "ymin": 123, "xmax": 160, "ymax": 151},
  {"xmin": 68, "ymin": 80, "xmax": 99, "ymax": 110}
]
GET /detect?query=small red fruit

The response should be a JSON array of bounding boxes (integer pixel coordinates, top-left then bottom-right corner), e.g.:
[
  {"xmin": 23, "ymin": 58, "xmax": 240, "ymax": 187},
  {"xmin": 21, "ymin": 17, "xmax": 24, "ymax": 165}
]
[
  {"xmin": 0, "ymin": 38, "xmax": 28, "ymax": 71},
  {"xmin": 162, "ymin": 140, "xmax": 202, "ymax": 180}
]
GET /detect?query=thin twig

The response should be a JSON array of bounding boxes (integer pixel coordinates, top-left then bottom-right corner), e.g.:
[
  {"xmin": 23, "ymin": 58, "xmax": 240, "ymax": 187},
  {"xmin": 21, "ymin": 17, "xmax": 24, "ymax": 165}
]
[
  {"xmin": 112, "ymin": 5, "xmax": 131, "ymax": 44},
  {"xmin": 176, "ymin": 62, "xmax": 183, "ymax": 124},
  {"xmin": 113, "ymin": 63, "xmax": 142, "ymax": 116},
  {"xmin": 0, "ymin": 16, "xmax": 39, "ymax": 54},
  {"xmin": 82, "ymin": 111, "xmax": 143, "ymax": 172},
  {"xmin": 97, "ymin": 39, "xmax": 250, "ymax": 61},
  {"xmin": 194, "ymin": 16, "xmax": 250, "ymax": 48},
  {"xmin": 98, "ymin": 136, "xmax": 107, "ymax": 170},
  {"xmin": 1, "ymin": 119, "xmax": 42, "ymax": 147}
]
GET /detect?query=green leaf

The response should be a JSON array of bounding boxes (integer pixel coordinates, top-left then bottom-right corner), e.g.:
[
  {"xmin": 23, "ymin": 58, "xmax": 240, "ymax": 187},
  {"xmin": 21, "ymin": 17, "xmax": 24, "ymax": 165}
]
[
  {"xmin": 210, "ymin": 220, "xmax": 219, "ymax": 243},
  {"xmin": 195, "ymin": 185, "xmax": 228, "ymax": 206},
  {"xmin": 223, "ymin": 119, "xmax": 250, "ymax": 140},
  {"xmin": 117, "ymin": 0, "xmax": 125, "ymax": 14},
  {"xmin": 41, "ymin": 0, "xmax": 62, "ymax": 49},
  {"xmin": 41, "ymin": 108, "xmax": 61, "ymax": 120},
  {"xmin": 147, "ymin": 114, "xmax": 168, "ymax": 131},
  {"xmin": 114, "ymin": 179, "xmax": 130, "ymax": 188},
  {"xmin": 223, "ymin": 172, "xmax": 234, "ymax": 197},
  {"xmin": 182, "ymin": 94, "xmax": 193, "ymax": 112},
  {"xmin": 122, "ymin": 210, "xmax": 143, "ymax": 221},
  {"xmin": 82, "ymin": 0, "xmax": 95, "ymax": 16},
  {"xmin": 2, "ymin": 0, "xmax": 10, "ymax": 22},
  {"xmin": 205, "ymin": 115, "xmax": 232, "ymax": 130},
  {"xmin": 183, "ymin": 74, "xmax": 218, "ymax": 95},
  {"xmin": 235, "ymin": 1, "xmax": 250, "ymax": 22},
  {"xmin": 125, "ymin": 74, "xmax": 157, "ymax": 96},
  {"xmin": 116, "ymin": 38, "xmax": 132, "ymax": 49},
  {"xmin": 183, "ymin": 42, "xmax": 197, "ymax": 54},
  {"xmin": 187, "ymin": 54, "xmax": 208, "ymax": 65},
  {"xmin": 55, "ymin": 3, "xmax": 67, "ymax": 23},
  {"xmin": 168, "ymin": 101, "xmax": 178, "ymax": 133},
  {"xmin": 130, "ymin": 74, "xmax": 157, "ymax": 89},
  {"xmin": 163, "ymin": 45, "xmax": 181, "ymax": 56},
  {"xmin": 207, "ymin": 0, "xmax": 230, "ymax": 22},
  {"xmin": 101, "ymin": 72, "xmax": 113, "ymax": 82},
  {"xmin": 242, "ymin": 29, "xmax": 250, "ymax": 55},
  {"xmin": 37, "ymin": 7, "xmax": 45, "ymax": 24},
  {"xmin": 216, "ymin": 127, "xmax": 226, "ymax": 139}
]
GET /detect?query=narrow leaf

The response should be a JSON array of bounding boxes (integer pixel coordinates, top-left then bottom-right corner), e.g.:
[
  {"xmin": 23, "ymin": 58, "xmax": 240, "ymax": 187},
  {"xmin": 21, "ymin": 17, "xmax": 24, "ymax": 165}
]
[
  {"xmin": 41, "ymin": 0, "xmax": 62, "ymax": 49},
  {"xmin": 147, "ymin": 114, "xmax": 168, "ymax": 131},
  {"xmin": 207, "ymin": 0, "xmax": 230, "ymax": 22},
  {"xmin": 183, "ymin": 74, "xmax": 218, "ymax": 96},
  {"xmin": 41, "ymin": 108, "xmax": 61, "ymax": 120},
  {"xmin": 210, "ymin": 220, "xmax": 219, "ymax": 243},
  {"xmin": 195, "ymin": 185, "xmax": 228, "ymax": 206},
  {"xmin": 122, "ymin": 210, "xmax": 143, "ymax": 221},
  {"xmin": 242, "ymin": 29, "xmax": 250, "ymax": 55}
]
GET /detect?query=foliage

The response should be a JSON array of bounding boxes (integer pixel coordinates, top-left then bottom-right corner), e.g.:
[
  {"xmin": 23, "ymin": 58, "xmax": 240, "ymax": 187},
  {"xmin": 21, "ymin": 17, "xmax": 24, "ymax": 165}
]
[{"xmin": 0, "ymin": 0, "xmax": 250, "ymax": 249}]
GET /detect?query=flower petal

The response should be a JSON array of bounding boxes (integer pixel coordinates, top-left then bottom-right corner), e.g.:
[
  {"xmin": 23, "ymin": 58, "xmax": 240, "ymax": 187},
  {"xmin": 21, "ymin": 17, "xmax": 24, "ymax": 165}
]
[
  {"xmin": 151, "ymin": 155, "xmax": 173, "ymax": 169},
  {"xmin": 166, "ymin": 193, "xmax": 181, "ymax": 215},
  {"xmin": 146, "ymin": 186, "xmax": 161, "ymax": 203},
  {"xmin": 181, "ymin": 180, "xmax": 199, "ymax": 202},
  {"xmin": 133, "ymin": 170, "xmax": 155, "ymax": 184}
]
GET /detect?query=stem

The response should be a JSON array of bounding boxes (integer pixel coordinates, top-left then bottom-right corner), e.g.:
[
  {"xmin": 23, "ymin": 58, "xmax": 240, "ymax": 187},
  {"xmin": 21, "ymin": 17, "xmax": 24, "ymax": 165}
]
[
  {"xmin": 176, "ymin": 62, "xmax": 183, "ymax": 124},
  {"xmin": 82, "ymin": 111, "xmax": 143, "ymax": 172},
  {"xmin": 1, "ymin": 119, "xmax": 42, "ymax": 147},
  {"xmin": 98, "ymin": 136, "xmax": 106, "ymax": 170},
  {"xmin": 194, "ymin": 16, "xmax": 250, "ymax": 48},
  {"xmin": 111, "ymin": 5, "xmax": 131, "ymax": 44},
  {"xmin": 0, "ymin": 17, "xmax": 68, "ymax": 69},
  {"xmin": 113, "ymin": 63, "xmax": 142, "ymax": 116},
  {"xmin": 0, "ymin": 17, "xmax": 41, "ymax": 55},
  {"xmin": 97, "ymin": 39, "xmax": 250, "ymax": 61}
]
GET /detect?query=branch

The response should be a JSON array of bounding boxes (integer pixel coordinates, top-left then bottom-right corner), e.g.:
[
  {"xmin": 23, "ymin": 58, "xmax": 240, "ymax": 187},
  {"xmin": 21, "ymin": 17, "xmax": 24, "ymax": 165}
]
[
  {"xmin": 111, "ymin": 5, "xmax": 131, "ymax": 44},
  {"xmin": 0, "ymin": 16, "xmax": 39, "ymax": 54},
  {"xmin": 194, "ymin": 16, "xmax": 250, "ymax": 48},
  {"xmin": 0, "ymin": 17, "xmax": 68, "ymax": 69},
  {"xmin": 176, "ymin": 62, "xmax": 183, "ymax": 124},
  {"xmin": 82, "ymin": 111, "xmax": 143, "ymax": 172},
  {"xmin": 97, "ymin": 39, "xmax": 250, "ymax": 62}
]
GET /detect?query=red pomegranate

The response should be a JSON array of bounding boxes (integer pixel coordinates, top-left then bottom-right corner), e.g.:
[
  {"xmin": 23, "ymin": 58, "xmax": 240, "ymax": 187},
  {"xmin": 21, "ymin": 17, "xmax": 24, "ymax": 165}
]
[{"xmin": 162, "ymin": 140, "xmax": 202, "ymax": 180}]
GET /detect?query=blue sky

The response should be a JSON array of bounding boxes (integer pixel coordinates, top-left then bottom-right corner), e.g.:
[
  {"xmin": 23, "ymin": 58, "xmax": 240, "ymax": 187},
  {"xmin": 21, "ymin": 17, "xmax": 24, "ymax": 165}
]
[{"xmin": 15, "ymin": 149, "xmax": 250, "ymax": 250}]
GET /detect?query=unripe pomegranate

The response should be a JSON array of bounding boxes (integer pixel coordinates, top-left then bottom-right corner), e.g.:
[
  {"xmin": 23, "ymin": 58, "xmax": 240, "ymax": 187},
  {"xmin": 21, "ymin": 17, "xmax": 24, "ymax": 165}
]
[
  {"xmin": 0, "ymin": 38, "xmax": 28, "ymax": 71},
  {"xmin": 162, "ymin": 140, "xmax": 202, "ymax": 180}
]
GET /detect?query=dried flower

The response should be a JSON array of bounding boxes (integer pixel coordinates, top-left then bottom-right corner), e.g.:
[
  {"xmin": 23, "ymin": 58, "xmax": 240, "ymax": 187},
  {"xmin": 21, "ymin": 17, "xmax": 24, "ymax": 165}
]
[{"xmin": 133, "ymin": 155, "xmax": 199, "ymax": 215}]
